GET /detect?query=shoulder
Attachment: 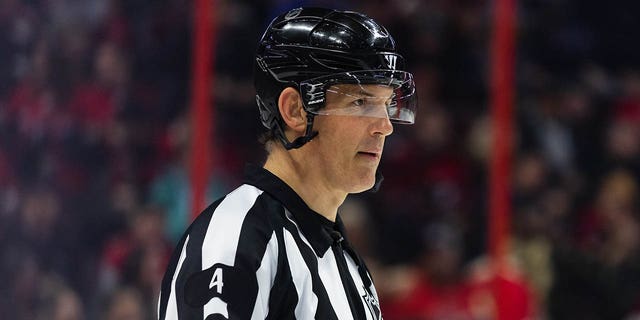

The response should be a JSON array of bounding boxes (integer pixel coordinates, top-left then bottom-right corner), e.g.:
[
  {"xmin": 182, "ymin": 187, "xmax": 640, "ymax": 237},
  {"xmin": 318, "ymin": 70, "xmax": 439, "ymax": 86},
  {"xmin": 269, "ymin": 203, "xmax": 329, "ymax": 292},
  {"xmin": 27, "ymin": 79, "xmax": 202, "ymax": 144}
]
[
  {"xmin": 189, "ymin": 184, "xmax": 269, "ymax": 233},
  {"xmin": 184, "ymin": 184, "xmax": 285, "ymax": 265}
]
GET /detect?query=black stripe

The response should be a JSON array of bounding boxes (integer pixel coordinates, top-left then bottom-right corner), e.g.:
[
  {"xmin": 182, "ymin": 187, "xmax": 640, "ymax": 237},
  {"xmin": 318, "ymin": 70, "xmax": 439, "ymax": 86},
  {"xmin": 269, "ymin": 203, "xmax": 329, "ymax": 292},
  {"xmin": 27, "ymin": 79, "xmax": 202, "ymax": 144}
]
[
  {"xmin": 159, "ymin": 198, "xmax": 224, "ymax": 319},
  {"xmin": 282, "ymin": 212, "xmax": 339, "ymax": 320},
  {"xmin": 332, "ymin": 240, "xmax": 366, "ymax": 320},
  {"xmin": 266, "ymin": 215, "xmax": 297, "ymax": 320},
  {"xmin": 226, "ymin": 194, "xmax": 278, "ymax": 318},
  {"xmin": 175, "ymin": 200, "xmax": 222, "ymax": 318}
]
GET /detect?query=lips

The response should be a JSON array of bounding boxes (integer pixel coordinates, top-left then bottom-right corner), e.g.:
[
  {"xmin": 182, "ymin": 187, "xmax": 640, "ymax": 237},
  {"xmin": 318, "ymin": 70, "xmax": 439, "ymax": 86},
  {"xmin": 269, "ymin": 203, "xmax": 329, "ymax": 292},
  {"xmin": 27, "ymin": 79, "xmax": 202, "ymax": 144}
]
[{"xmin": 357, "ymin": 150, "xmax": 381, "ymax": 158}]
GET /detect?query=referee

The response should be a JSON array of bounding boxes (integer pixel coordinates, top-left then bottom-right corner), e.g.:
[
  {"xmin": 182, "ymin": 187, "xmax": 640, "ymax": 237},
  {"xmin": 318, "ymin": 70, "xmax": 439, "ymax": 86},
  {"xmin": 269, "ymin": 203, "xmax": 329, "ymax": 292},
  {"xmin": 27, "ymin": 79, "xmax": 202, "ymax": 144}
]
[{"xmin": 158, "ymin": 7, "xmax": 417, "ymax": 320}]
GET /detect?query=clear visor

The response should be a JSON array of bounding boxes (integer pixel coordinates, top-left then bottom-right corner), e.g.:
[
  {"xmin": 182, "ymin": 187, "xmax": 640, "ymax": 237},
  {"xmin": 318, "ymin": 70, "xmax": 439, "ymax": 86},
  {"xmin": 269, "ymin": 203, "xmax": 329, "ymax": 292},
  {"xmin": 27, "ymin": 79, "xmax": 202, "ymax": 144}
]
[{"xmin": 299, "ymin": 70, "xmax": 417, "ymax": 124}]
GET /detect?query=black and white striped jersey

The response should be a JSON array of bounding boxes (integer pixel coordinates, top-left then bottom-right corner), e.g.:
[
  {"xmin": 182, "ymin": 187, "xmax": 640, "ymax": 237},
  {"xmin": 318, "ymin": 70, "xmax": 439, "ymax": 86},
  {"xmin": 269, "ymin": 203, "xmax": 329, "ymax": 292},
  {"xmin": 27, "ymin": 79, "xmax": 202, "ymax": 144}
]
[{"xmin": 157, "ymin": 165, "xmax": 382, "ymax": 320}]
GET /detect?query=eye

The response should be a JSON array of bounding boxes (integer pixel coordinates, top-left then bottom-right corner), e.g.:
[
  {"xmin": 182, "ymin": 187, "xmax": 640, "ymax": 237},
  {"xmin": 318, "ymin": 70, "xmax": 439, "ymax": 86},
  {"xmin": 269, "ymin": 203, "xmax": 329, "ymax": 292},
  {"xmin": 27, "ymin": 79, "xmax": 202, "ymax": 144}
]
[{"xmin": 352, "ymin": 98, "xmax": 365, "ymax": 106}]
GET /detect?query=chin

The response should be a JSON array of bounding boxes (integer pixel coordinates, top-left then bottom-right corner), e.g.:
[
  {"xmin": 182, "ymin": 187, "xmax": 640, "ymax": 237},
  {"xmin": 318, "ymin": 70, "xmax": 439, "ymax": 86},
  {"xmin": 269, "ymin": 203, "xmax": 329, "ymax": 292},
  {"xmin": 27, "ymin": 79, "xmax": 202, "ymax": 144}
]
[{"xmin": 347, "ymin": 174, "xmax": 377, "ymax": 194}]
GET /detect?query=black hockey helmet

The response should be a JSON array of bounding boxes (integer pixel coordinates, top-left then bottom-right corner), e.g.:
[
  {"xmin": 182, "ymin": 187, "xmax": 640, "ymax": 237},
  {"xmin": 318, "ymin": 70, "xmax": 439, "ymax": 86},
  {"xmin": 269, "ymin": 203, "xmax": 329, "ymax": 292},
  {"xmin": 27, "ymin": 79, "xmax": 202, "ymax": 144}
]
[{"xmin": 254, "ymin": 7, "xmax": 417, "ymax": 149}]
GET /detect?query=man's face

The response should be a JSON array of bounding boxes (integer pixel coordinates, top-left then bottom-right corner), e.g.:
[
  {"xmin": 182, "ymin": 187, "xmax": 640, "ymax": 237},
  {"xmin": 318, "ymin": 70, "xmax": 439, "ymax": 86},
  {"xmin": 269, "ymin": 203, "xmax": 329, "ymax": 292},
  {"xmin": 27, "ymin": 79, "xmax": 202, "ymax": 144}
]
[{"xmin": 303, "ymin": 84, "xmax": 394, "ymax": 194}]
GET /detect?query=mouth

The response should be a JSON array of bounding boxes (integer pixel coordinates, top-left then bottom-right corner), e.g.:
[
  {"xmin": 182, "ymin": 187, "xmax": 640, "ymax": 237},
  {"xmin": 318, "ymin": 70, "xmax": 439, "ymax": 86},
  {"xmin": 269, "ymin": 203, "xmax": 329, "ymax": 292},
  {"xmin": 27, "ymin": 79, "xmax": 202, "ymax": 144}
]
[{"xmin": 357, "ymin": 151, "xmax": 381, "ymax": 159}]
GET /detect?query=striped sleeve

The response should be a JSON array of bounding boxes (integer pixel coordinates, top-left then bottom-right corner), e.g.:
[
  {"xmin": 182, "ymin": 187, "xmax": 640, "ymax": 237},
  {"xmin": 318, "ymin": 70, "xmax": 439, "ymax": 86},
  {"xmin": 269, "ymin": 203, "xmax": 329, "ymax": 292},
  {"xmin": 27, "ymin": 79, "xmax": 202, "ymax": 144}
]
[{"xmin": 158, "ymin": 185, "xmax": 278, "ymax": 320}]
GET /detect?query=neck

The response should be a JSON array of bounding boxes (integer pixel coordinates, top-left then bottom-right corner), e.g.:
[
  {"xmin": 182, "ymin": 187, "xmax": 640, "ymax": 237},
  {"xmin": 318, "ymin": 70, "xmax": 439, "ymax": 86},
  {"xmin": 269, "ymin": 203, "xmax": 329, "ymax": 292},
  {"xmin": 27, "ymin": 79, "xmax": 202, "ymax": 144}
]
[{"xmin": 263, "ymin": 144, "xmax": 346, "ymax": 222}]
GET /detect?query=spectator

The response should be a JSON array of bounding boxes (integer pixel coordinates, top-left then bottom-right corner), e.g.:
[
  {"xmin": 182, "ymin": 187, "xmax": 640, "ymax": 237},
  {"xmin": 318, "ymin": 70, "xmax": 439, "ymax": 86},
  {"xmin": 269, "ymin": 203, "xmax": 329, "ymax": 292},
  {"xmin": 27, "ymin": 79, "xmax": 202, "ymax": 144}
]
[
  {"xmin": 36, "ymin": 277, "xmax": 85, "ymax": 320},
  {"xmin": 99, "ymin": 205, "xmax": 171, "ymax": 315},
  {"xmin": 550, "ymin": 169, "xmax": 640, "ymax": 319},
  {"xmin": 102, "ymin": 287, "xmax": 146, "ymax": 320}
]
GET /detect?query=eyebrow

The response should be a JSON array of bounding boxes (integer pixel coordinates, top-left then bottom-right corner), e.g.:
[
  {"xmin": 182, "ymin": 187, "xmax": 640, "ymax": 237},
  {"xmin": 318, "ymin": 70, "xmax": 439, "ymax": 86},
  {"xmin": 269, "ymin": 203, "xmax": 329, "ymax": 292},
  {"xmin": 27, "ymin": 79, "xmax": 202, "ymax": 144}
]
[
  {"xmin": 351, "ymin": 87, "xmax": 394, "ymax": 100},
  {"xmin": 328, "ymin": 85, "xmax": 394, "ymax": 100},
  {"xmin": 356, "ymin": 89, "xmax": 377, "ymax": 98}
]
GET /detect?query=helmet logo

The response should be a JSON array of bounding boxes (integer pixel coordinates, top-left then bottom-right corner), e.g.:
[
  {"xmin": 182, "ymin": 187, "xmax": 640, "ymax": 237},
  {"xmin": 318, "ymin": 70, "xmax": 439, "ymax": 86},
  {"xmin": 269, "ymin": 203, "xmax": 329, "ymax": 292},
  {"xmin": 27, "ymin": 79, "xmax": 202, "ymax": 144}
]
[
  {"xmin": 304, "ymin": 82, "xmax": 325, "ymax": 105},
  {"xmin": 285, "ymin": 8, "xmax": 303, "ymax": 20},
  {"xmin": 384, "ymin": 54, "xmax": 397, "ymax": 70}
]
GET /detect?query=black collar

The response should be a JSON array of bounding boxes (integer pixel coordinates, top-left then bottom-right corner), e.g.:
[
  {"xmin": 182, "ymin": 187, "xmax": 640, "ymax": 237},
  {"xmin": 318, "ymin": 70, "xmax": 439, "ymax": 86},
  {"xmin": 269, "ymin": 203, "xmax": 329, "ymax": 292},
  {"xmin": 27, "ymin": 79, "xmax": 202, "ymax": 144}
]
[{"xmin": 243, "ymin": 164, "xmax": 348, "ymax": 257}]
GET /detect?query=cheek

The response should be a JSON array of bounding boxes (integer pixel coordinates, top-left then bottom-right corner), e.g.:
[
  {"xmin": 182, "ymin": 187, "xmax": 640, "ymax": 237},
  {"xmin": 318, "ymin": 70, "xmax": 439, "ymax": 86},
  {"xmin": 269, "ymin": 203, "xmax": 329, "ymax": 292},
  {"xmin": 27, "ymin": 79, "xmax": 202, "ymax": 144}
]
[
  {"xmin": 314, "ymin": 117, "xmax": 370, "ymax": 164},
  {"xmin": 318, "ymin": 129, "xmax": 347, "ymax": 163},
  {"xmin": 320, "ymin": 121, "xmax": 359, "ymax": 153}
]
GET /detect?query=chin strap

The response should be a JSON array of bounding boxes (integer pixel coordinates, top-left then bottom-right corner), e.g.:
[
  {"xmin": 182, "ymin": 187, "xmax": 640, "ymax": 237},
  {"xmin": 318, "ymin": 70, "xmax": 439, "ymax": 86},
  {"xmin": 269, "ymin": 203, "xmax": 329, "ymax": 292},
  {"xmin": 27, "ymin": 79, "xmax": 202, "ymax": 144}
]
[{"xmin": 277, "ymin": 113, "xmax": 318, "ymax": 150}]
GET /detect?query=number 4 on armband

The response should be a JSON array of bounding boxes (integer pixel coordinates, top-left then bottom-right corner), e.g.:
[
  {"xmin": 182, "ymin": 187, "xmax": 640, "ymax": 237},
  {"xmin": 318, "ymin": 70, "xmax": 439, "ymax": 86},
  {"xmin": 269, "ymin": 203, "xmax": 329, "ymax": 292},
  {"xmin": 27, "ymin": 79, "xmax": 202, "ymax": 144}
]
[
  {"xmin": 209, "ymin": 267, "xmax": 224, "ymax": 294},
  {"xmin": 184, "ymin": 263, "xmax": 234, "ymax": 308}
]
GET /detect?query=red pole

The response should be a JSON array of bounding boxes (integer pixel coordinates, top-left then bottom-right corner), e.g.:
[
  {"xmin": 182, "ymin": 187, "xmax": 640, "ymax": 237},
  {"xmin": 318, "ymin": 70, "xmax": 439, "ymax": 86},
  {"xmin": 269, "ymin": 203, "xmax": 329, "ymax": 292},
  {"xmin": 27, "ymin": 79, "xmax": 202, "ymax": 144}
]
[
  {"xmin": 489, "ymin": 0, "xmax": 516, "ymax": 318},
  {"xmin": 190, "ymin": 0, "xmax": 216, "ymax": 220}
]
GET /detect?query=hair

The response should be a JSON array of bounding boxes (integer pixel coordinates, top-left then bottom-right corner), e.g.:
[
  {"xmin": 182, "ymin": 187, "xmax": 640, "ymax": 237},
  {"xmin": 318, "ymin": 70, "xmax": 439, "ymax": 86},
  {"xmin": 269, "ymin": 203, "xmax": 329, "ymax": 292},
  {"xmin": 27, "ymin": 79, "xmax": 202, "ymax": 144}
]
[{"xmin": 258, "ymin": 130, "xmax": 279, "ymax": 154}]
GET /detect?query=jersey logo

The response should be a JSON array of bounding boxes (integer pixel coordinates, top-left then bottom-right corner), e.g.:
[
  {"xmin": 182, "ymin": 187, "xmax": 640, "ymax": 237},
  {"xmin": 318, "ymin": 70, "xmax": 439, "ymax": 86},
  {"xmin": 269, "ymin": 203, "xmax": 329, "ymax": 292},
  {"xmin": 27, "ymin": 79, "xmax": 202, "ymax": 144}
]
[{"xmin": 362, "ymin": 286, "xmax": 381, "ymax": 320}]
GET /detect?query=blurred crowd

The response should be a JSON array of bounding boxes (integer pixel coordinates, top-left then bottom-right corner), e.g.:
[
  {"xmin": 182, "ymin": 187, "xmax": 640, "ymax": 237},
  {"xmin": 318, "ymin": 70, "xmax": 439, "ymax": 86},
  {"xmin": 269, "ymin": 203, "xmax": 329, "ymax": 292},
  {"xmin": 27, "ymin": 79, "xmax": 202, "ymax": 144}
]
[{"xmin": 1, "ymin": 0, "xmax": 639, "ymax": 319}]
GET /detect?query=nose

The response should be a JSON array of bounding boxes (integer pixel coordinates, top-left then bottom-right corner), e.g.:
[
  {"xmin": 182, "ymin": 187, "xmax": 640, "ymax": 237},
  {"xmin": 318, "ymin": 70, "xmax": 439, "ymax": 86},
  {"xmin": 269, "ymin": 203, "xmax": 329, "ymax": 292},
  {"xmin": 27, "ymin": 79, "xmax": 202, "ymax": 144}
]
[{"xmin": 371, "ymin": 114, "xmax": 394, "ymax": 137}]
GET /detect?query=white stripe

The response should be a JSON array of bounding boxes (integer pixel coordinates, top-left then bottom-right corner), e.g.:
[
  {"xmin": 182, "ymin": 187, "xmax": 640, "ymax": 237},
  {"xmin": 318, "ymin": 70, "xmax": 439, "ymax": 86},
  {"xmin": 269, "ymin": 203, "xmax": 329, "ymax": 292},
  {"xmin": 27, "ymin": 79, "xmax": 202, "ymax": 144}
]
[
  {"xmin": 205, "ymin": 297, "xmax": 228, "ymax": 318},
  {"xmin": 250, "ymin": 231, "xmax": 278, "ymax": 320},
  {"xmin": 283, "ymin": 228, "xmax": 318, "ymax": 319},
  {"xmin": 201, "ymin": 184, "xmax": 263, "ymax": 267},
  {"xmin": 202, "ymin": 184, "xmax": 263, "ymax": 318},
  {"xmin": 164, "ymin": 235, "xmax": 190, "ymax": 320},
  {"xmin": 317, "ymin": 250, "xmax": 354, "ymax": 320},
  {"xmin": 286, "ymin": 210, "xmax": 355, "ymax": 319}
]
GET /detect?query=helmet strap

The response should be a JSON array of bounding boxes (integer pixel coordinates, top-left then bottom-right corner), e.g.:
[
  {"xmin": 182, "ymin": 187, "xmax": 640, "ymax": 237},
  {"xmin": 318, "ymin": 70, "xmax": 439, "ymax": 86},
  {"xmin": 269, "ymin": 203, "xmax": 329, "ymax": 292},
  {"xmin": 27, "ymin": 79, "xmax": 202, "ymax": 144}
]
[{"xmin": 277, "ymin": 113, "xmax": 318, "ymax": 150}]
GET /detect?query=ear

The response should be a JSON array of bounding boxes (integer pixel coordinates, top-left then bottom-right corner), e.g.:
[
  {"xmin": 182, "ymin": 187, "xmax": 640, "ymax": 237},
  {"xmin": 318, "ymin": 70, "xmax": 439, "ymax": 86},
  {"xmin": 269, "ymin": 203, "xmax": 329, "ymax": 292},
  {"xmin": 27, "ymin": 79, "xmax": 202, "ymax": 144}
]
[{"xmin": 278, "ymin": 87, "xmax": 307, "ymax": 134}]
